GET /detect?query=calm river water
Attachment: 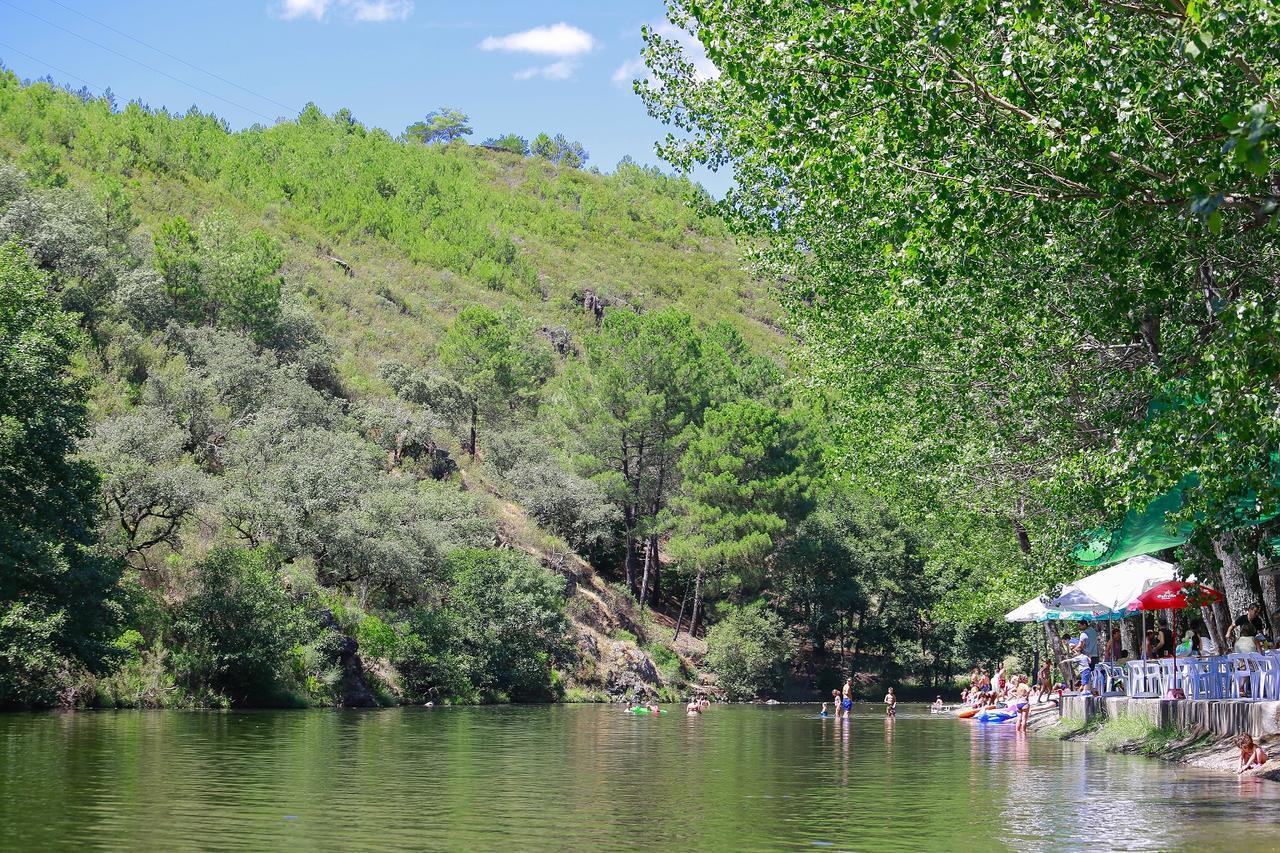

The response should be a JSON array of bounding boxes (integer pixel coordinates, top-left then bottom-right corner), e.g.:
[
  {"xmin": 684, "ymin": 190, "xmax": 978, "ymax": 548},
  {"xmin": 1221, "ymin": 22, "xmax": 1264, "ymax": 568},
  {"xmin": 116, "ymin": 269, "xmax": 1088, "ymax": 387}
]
[{"xmin": 2, "ymin": 704, "xmax": 1277, "ymax": 851}]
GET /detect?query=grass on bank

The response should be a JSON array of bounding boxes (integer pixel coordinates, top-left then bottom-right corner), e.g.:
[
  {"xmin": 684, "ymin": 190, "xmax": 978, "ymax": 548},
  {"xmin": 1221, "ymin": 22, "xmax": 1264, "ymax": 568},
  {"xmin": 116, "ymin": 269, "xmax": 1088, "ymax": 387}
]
[{"xmin": 1049, "ymin": 713, "xmax": 1207, "ymax": 758}]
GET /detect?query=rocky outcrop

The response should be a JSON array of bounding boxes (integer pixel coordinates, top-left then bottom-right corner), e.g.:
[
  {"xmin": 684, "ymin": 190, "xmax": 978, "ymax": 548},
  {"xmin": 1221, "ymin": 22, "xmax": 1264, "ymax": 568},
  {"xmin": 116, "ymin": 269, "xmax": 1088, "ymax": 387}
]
[
  {"xmin": 336, "ymin": 635, "xmax": 378, "ymax": 708},
  {"xmin": 601, "ymin": 641, "xmax": 662, "ymax": 702}
]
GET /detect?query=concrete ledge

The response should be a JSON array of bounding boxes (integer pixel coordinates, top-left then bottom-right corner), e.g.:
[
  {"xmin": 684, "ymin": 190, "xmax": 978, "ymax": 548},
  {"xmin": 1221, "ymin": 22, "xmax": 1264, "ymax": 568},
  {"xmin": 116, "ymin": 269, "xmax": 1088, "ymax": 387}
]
[{"xmin": 1062, "ymin": 694, "xmax": 1280, "ymax": 738}]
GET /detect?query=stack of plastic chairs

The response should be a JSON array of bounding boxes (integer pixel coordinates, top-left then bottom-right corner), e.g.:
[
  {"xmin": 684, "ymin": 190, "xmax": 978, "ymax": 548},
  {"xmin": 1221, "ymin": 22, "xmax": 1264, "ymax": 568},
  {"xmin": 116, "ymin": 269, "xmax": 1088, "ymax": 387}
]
[
  {"xmin": 1183, "ymin": 658, "xmax": 1225, "ymax": 700},
  {"xmin": 1227, "ymin": 653, "xmax": 1264, "ymax": 699},
  {"xmin": 1256, "ymin": 654, "xmax": 1280, "ymax": 700}
]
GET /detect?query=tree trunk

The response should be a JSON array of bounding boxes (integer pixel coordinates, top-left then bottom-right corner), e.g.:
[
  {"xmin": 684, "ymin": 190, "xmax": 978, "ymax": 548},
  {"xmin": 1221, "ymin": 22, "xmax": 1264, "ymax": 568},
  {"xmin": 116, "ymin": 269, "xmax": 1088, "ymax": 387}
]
[
  {"xmin": 647, "ymin": 534, "xmax": 661, "ymax": 601},
  {"xmin": 1258, "ymin": 552, "xmax": 1280, "ymax": 641},
  {"xmin": 1119, "ymin": 617, "xmax": 1137, "ymax": 662},
  {"xmin": 638, "ymin": 536, "xmax": 653, "ymax": 609},
  {"xmin": 1212, "ymin": 531, "xmax": 1256, "ymax": 622},
  {"xmin": 468, "ymin": 403, "xmax": 478, "ymax": 458},
  {"xmin": 689, "ymin": 566, "xmax": 705, "ymax": 638},
  {"xmin": 1044, "ymin": 622, "xmax": 1070, "ymax": 687},
  {"xmin": 1202, "ymin": 604, "xmax": 1229, "ymax": 656},
  {"xmin": 673, "ymin": 576, "xmax": 692, "ymax": 641},
  {"xmin": 622, "ymin": 505, "xmax": 637, "ymax": 594}
]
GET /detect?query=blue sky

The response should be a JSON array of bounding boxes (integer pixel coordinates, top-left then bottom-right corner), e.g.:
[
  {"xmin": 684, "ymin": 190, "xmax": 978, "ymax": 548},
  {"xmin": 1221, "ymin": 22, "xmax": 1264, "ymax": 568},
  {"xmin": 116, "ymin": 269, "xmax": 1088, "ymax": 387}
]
[{"xmin": 0, "ymin": 0, "xmax": 729, "ymax": 194}]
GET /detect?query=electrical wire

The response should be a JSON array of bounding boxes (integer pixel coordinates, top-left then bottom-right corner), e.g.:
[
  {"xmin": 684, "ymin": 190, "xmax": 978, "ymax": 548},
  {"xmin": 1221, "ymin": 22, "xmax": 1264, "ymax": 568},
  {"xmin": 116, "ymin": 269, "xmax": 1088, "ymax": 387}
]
[
  {"xmin": 0, "ymin": 38, "xmax": 103, "ymax": 93},
  {"xmin": 0, "ymin": 0, "xmax": 280, "ymax": 122},
  {"xmin": 38, "ymin": 0, "xmax": 297, "ymax": 114}
]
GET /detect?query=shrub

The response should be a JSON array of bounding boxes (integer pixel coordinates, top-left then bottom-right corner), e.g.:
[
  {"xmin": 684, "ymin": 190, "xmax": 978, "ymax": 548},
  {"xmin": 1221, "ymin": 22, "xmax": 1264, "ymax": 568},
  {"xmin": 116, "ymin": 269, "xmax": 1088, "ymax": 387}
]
[
  {"xmin": 446, "ymin": 548, "xmax": 570, "ymax": 702},
  {"xmin": 704, "ymin": 602, "xmax": 794, "ymax": 701},
  {"xmin": 505, "ymin": 460, "xmax": 621, "ymax": 557},
  {"xmin": 169, "ymin": 547, "xmax": 312, "ymax": 706}
]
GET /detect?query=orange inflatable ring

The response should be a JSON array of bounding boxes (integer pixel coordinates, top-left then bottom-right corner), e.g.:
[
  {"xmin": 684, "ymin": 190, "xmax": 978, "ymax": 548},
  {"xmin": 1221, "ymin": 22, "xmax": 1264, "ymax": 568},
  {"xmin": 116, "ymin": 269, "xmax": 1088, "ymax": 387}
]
[{"xmin": 957, "ymin": 707, "xmax": 979, "ymax": 719}]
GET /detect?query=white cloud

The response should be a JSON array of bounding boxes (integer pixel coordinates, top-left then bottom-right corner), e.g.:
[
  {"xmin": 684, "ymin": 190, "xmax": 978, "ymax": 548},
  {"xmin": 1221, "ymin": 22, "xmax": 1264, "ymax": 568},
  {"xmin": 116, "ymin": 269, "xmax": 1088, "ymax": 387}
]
[
  {"xmin": 348, "ymin": 0, "xmax": 413, "ymax": 22},
  {"xmin": 479, "ymin": 23, "xmax": 596, "ymax": 57},
  {"xmin": 279, "ymin": 0, "xmax": 329, "ymax": 20},
  {"xmin": 514, "ymin": 60, "xmax": 577, "ymax": 81},
  {"xmin": 611, "ymin": 57, "xmax": 645, "ymax": 86},
  {"xmin": 274, "ymin": 0, "xmax": 412, "ymax": 22}
]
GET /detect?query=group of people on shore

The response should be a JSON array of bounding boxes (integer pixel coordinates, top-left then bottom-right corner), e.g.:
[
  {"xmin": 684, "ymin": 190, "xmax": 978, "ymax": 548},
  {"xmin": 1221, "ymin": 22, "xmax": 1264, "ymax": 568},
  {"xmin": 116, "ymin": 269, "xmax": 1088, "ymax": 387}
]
[{"xmin": 958, "ymin": 664, "xmax": 1037, "ymax": 731}]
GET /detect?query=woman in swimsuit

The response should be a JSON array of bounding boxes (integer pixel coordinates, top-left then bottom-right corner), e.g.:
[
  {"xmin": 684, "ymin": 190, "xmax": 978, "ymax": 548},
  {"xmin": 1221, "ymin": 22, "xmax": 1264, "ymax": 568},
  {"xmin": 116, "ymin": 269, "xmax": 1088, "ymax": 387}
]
[{"xmin": 1013, "ymin": 677, "xmax": 1032, "ymax": 732}]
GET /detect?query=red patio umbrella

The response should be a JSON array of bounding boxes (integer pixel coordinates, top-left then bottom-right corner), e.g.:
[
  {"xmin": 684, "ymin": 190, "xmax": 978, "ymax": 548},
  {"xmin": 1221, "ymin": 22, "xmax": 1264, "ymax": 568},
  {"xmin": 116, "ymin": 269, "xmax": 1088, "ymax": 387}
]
[
  {"xmin": 1130, "ymin": 580, "xmax": 1224, "ymax": 611},
  {"xmin": 1127, "ymin": 580, "xmax": 1224, "ymax": 697}
]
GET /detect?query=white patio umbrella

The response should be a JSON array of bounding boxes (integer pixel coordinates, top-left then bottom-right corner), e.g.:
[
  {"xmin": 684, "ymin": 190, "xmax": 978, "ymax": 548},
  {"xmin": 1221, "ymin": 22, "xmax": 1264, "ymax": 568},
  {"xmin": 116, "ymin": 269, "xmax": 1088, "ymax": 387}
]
[
  {"xmin": 1004, "ymin": 586, "xmax": 1117, "ymax": 623},
  {"xmin": 1069, "ymin": 554, "xmax": 1176, "ymax": 662},
  {"xmin": 1070, "ymin": 554, "xmax": 1177, "ymax": 613},
  {"xmin": 1005, "ymin": 595, "xmax": 1051, "ymax": 623}
]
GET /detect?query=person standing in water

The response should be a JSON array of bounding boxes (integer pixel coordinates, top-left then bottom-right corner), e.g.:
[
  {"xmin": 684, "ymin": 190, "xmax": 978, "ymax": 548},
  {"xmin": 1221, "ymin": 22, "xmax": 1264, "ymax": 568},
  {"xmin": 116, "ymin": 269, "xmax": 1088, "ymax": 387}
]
[
  {"xmin": 883, "ymin": 687, "xmax": 897, "ymax": 717},
  {"xmin": 841, "ymin": 678, "xmax": 854, "ymax": 719}
]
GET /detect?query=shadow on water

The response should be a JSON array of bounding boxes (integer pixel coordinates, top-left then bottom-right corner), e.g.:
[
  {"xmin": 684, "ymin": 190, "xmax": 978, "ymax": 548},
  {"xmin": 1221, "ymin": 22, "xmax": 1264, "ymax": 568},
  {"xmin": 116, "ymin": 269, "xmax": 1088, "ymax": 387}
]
[{"xmin": 1, "ymin": 704, "xmax": 1277, "ymax": 851}]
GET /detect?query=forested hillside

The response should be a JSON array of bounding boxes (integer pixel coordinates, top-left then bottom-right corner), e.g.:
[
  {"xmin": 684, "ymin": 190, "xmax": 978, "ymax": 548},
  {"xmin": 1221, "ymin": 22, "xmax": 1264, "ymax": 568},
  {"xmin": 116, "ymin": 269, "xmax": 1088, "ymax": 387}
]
[{"xmin": 1, "ymin": 69, "xmax": 999, "ymax": 710}]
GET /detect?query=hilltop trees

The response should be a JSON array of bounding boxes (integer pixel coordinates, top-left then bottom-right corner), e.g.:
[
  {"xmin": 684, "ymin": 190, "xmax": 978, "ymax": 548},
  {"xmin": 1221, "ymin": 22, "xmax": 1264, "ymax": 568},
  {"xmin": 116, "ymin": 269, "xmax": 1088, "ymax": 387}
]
[
  {"xmin": 404, "ymin": 107, "xmax": 473, "ymax": 145},
  {"xmin": 482, "ymin": 133, "xmax": 531, "ymax": 156},
  {"xmin": 0, "ymin": 244, "xmax": 123, "ymax": 707},
  {"xmin": 532, "ymin": 133, "xmax": 589, "ymax": 168}
]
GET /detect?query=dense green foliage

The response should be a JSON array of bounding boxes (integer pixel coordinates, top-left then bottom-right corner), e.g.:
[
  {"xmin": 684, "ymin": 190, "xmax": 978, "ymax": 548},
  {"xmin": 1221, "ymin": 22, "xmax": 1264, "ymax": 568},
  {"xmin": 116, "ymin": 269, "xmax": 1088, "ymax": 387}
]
[
  {"xmin": 704, "ymin": 602, "xmax": 794, "ymax": 700},
  {"xmin": 170, "ymin": 547, "xmax": 307, "ymax": 706},
  {"xmin": 0, "ymin": 243, "xmax": 123, "ymax": 707},
  {"xmin": 641, "ymin": 0, "xmax": 1280, "ymax": 639}
]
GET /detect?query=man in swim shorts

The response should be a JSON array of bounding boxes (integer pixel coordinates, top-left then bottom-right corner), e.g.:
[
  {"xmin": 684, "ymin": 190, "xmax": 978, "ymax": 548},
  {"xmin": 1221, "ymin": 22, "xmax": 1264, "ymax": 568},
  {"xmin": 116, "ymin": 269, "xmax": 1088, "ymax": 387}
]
[{"xmin": 841, "ymin": 678, "xmax": 854, "ymax": 718}]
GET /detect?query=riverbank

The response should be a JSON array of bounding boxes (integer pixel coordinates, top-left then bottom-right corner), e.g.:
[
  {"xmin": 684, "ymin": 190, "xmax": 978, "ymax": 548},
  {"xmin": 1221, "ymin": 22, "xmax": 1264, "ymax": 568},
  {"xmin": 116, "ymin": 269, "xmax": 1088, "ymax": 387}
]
[{"xmin": 1028, "ymin": 699, "xmax": 1280, "ymax": 783}]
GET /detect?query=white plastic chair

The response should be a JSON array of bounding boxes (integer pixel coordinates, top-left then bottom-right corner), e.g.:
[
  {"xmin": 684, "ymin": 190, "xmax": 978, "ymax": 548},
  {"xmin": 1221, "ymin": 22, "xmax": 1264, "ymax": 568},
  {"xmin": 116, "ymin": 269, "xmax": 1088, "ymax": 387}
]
[
  {"xmin": 1182, "ymin": 655, "xmax": 1223, "ymax": 696},
  {"xmin": 1127, "ymin": 661, "xmax": 1159, "ymax": 698},
  {"xmin": 1227, "ymin": 653, "xmax": 1263, "ymax": 699},
  {"xmin": 1156, "ymin": 659, "xmax": 1179, "ymax": 695},
  {"xmin": 1105, "ymin": 663, "xmax": 1128, "ymax": 695},
  {"xmin": 1256, "ymin": 654, "xmax": 1280, "ymax": 700}
]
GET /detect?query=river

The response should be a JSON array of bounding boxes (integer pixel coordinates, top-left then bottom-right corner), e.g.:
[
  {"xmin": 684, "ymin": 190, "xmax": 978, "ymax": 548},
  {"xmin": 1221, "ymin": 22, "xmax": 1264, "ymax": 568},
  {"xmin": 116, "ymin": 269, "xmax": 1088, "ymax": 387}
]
[{"xmin": 1, "ymin": 704, "xmax": 1277, "ymax": 851}]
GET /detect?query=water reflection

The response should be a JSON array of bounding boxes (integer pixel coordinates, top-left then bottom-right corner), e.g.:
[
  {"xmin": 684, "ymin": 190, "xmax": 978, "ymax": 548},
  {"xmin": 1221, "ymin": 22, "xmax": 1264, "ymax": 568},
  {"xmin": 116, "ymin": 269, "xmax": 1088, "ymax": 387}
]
[{"xmin": 1, "ymin": 706, "xmax": 1277, "ymax": 851}]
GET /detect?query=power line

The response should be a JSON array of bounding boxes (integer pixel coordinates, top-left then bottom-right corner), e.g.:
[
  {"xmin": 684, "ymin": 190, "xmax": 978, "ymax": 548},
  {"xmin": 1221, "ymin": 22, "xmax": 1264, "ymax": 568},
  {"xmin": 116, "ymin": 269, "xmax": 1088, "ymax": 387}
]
[
  {"xmin": 0, "ymin": 0, "xmax": 280, "ymax": 122},
  {"xmin": 0, "ymin": 39, "xmax": 103, "ymax": 93},
  {"xmin": 39, "ymin": 0, "xmax": 298, "ymax": 114}
]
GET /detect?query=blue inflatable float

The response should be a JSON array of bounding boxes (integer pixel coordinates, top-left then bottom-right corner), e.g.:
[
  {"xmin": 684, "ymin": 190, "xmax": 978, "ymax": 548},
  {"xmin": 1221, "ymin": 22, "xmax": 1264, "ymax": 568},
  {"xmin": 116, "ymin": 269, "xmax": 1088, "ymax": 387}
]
[{"xmin": 976, "ymin": 709, "xmax": 1017, "ymax": 723}]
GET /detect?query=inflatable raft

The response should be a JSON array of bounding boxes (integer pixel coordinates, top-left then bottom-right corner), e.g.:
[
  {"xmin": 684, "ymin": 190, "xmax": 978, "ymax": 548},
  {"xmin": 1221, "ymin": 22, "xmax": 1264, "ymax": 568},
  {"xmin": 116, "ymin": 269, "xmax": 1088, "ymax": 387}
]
[{"xmin": 976, "ymin": 709, "xmax": 1017, "ymax": 723}]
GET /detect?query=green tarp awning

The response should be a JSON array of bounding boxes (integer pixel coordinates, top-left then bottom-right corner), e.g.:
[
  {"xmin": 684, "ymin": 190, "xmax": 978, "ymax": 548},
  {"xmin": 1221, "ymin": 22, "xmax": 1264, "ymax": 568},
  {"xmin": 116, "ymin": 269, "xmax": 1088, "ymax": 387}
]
[{"xmin": 1072, "ymin": 472, "xmax": 1277, "ymax": 567}]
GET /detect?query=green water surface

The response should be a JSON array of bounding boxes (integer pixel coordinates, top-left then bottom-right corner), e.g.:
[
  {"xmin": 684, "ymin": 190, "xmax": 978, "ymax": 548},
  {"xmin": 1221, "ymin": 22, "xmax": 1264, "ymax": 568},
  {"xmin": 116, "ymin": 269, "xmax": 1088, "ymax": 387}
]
[{"xmin": 1, "ymin": 704, "xmax": 1276, "ymax": 851}]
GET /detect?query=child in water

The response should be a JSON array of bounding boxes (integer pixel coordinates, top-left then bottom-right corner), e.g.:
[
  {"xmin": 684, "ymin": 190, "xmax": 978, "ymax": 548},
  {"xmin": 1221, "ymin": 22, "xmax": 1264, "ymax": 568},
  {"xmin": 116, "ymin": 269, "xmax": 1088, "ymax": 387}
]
[
  {"xmin": 931, "ymin": 696, "xmax": 944, "ymax": 712},
  {"xmin": 884, "ymin": 687, "xmax": 897, "ymax": 716},
  {"xmin": 820, "ymin": 702, "xmax": 830, "ymax": 718}
]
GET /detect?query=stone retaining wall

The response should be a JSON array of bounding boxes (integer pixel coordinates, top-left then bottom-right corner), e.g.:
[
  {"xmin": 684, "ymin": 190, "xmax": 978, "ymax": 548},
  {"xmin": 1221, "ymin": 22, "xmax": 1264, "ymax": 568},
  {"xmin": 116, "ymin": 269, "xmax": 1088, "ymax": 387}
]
[{"xmin": 1061, "ymin": 695, "xmax": 1280, "ymax": 738}]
